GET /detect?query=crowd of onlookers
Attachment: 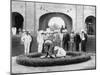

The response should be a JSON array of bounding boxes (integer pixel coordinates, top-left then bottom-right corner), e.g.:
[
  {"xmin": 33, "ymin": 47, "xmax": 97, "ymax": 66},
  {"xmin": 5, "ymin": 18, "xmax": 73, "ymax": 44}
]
[{"xmin": 14, "ymin": 26, "xmax": 88, "ymax": 58}]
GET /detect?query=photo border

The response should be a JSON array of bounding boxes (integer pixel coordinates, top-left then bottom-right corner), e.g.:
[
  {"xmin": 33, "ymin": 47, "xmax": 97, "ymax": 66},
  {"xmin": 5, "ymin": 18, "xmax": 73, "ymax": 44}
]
[{"xmin": 10, "ymin": 0, "xmax": 96, "ymax": 74}]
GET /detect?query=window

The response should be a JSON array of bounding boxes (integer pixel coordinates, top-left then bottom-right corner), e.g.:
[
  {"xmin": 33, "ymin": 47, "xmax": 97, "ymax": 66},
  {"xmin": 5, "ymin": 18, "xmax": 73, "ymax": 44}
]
[
  {"xmin": 12, "ymin": 12, "xmax": 24, "ymax": 35},
  {"xmin": 85, "ymin": 16, "xmax": 96, "ymax": 35}
]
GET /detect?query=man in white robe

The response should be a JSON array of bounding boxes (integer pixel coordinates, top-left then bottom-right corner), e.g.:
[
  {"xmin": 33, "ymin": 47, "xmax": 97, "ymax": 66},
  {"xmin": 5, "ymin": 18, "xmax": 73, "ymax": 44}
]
[
  {"xmin": 54, "ymin": 46, "xmax": 66, "ymax": 57},
  {"xmin": 37, "ymin": 30, "xmax": 44, "ymax": 53}
]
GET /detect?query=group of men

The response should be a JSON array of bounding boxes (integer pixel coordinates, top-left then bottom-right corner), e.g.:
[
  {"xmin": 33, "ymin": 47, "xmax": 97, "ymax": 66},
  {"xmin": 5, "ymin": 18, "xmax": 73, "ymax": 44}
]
[
  {"xmin": 37, "ymin": 28, "xmax": 88, "ymax": 58},
  {"xmin": 20, "ymin": 27, "xmax": 88, "ymax": 58}
]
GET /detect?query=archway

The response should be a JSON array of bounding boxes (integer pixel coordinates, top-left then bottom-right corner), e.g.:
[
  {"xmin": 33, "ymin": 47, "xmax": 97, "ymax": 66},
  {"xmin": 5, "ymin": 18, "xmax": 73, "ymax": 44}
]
[
  {"xmin": 48, "ymin": 17, "xmax": 65, "ymax": 30},
  {"xmin": 12, "ymin": 12, "xmax": 24, "ymax": 34},
  {"xmin": 85, "ymin": 16, "xmax": 96, "ymax": 35},
  {"xmin": 39, "ymin": 12, "xmax": 72, "ymax": 32}
]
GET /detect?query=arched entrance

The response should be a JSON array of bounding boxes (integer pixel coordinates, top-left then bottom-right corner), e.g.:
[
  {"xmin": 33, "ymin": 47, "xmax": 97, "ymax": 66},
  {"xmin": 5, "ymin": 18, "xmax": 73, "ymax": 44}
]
[
  {"xmin": 48, "ymin": 17, "xmax": 65, "ymax": 30},
  {"xmin": 85, "ymin": 16, "xmax": 96, "ymax": 35},
  {"xmin": 12, "ymin": 12, "xmax": 24, "ymax": 34},
  {"xmin": 85, "ymin": 16, "xmax": 96, "ymax": 53},
  {"xmin": 39, "ymin": 12, "xmax": 72, "ymax": 32}
]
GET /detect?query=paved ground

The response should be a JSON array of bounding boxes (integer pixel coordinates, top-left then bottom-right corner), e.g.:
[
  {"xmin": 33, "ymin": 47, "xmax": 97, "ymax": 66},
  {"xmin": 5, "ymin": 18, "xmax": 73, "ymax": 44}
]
[{"xmin": 11, "ymin": 53, "xmax": 96, "ymax": 74}]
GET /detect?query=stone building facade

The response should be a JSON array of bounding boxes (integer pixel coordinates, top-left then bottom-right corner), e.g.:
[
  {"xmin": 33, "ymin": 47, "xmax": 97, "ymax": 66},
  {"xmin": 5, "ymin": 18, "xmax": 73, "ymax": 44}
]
[
  {"xmin": 11, "ymin": 1, "xmax": 96, "ymax": 55},
  {"xmin": 12, "ymin": 1, "xmax": 96, "ymax": 36}
]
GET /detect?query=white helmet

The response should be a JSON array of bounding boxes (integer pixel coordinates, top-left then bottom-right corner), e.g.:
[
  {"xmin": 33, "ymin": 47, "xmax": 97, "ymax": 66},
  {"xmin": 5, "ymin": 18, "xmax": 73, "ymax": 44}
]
[
  {"xmin": 54, "ymin": 46, "xmax": 59, "ymax": 51},
  {"xmin": 62, "ymin": 29, "xmax": 67, "ymax": 33},
  {"xmin": 39, "ymin": 30, "xmax": 44, "ymax": 34}
]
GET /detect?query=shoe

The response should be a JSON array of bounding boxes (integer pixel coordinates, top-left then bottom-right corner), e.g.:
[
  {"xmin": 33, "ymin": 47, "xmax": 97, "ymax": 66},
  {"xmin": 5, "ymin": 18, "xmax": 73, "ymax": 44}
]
[{"xmin": 40, "ymin": 56, "xmax": 45, "ymax": 58}]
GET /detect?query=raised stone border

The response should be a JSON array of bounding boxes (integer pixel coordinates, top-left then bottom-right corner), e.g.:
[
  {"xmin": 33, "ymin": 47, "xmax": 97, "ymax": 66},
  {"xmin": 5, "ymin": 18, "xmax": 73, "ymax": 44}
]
[{"xmin": 16, "ymin": 52, "xmax": 91, "ymax": 67}]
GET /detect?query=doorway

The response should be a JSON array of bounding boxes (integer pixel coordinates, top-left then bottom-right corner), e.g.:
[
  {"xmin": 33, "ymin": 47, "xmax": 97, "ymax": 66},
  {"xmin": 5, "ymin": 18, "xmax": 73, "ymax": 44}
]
[
  {"xmin": 39, "ymin": 12, "xmax": 72, "ymax": 32},
  {"xmin": 12, "ymin": 12, "xmax": 24, "ymax": 34}
]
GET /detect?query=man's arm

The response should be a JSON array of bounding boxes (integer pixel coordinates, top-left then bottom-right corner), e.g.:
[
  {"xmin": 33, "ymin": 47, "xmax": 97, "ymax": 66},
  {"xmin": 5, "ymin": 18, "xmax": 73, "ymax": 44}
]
[
  {"xmin": 29, "ymin": 35, "xmax": 32, "ymax": 42},
  {"xmin": 21, "ymin": 36, "xmax": 25, "ymax": 42}
]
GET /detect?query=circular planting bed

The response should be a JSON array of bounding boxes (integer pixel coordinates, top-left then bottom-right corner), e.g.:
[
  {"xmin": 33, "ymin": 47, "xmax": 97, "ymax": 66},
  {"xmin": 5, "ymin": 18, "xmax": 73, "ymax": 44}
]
[{"xmin": 16, "ymin": 52, "xmax": 91, "ymax": 67}]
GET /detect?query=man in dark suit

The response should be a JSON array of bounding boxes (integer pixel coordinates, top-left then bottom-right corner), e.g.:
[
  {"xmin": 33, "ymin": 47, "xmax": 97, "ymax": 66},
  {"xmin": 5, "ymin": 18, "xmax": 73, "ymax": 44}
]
[
  {"xmin": 80, "ymin": 31, "xmax": 88, "ymax": 52},
  {"xmin": 74, "ymin": 33, "xmax": 81, "ymax": 51},
  {"xmin": 62, "ymin": 30, "xmax": 70, "ymax": 51}
]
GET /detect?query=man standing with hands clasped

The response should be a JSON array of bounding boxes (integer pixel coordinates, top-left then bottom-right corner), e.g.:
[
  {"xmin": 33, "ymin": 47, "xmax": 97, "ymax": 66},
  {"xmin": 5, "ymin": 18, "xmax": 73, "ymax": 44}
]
[
  {"xmin": 80, "ymin": 30, "xmax": 88, "ymax": 52},
  {"xmin": 21, "ymin": 31, "xmax": 32, "ymax": 55}
]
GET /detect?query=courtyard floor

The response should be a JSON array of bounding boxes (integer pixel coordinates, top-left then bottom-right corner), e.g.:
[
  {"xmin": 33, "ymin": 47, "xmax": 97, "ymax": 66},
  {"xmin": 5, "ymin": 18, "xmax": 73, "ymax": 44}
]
[{"xmin": 11, "ymin": 53, "xmax": 96, "ymax": 74}]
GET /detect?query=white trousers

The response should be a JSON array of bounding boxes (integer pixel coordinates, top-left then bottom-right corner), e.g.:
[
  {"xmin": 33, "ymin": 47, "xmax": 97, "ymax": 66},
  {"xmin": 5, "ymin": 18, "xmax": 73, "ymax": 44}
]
[
  {"xmin": 24, "ymin": 42, "xmax": 30, "ymax": 55},
  {"xmin": 38, "ymin": 42, "xmax": 43, "ymax": 53}
]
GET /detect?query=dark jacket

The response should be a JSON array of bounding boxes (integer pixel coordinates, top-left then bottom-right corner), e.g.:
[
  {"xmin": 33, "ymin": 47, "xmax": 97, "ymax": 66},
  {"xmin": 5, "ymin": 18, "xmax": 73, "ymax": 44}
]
[
  {"xmin": 84, "ymin": 33, "xmax": 88, "ymax": 42},
  {"xmin": 63, "ymin": 33, "xmax": 70, "ymax": 44},
  {"xmin": 74, "ymin": 34, "xmax": 81, "ymax": 44}
]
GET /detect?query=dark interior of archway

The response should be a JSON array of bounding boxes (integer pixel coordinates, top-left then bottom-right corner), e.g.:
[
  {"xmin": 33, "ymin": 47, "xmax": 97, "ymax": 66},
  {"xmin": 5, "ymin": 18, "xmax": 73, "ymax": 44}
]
[
  {"xmin": 12, "ymin": 12, "xmax": 24, "ymax": 34},
  {"xmin": 39, "ymin": 12, "xmax": 72, "ymax": 32},
  {"xmin": 85, "ymin": 16, "xmax": 96, "ymax": 35}
]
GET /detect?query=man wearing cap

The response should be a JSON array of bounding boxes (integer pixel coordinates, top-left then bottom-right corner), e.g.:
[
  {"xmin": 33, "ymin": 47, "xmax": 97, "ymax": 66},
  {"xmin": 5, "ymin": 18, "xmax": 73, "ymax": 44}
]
[{"xmin": 21, "ymin": 31, "xmax": 32, "ymax": 55}]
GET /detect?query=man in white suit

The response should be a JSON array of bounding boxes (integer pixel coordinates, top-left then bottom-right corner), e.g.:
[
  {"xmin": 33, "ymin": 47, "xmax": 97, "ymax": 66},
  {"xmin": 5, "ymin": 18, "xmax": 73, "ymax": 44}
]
[
  {"xmin": 21, "ymin": 31, "xmax": 32, "ymax": 55},
  {"xmin": 37, "ymin": 30, "xmax": 44, "ymax": 53}
]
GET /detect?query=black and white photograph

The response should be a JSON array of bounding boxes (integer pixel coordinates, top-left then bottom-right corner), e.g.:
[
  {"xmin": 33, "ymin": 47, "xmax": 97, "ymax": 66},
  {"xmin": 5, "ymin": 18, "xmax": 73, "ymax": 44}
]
[{"xmin": 11, "ymin": 0, "xmax": 96, "ymax": 74}]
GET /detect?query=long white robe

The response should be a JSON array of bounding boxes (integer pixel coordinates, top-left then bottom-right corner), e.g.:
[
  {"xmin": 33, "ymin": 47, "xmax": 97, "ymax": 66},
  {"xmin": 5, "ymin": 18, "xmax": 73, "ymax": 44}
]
[
  {"xmin": 54, "ymin": 46, "xmax": 66, "ymax": 57},
  {"xmin": 37, "ymin": 32, "xmax": 44, "ymax": 53}
]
